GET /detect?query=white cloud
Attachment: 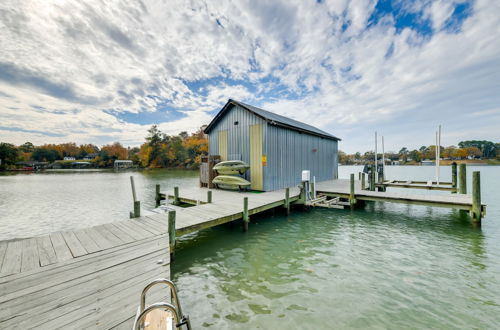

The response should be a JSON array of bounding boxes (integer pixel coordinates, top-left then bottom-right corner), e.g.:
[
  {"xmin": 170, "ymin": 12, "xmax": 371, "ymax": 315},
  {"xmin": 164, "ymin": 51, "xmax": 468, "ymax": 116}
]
[{"xmin": 0, "ymin": 0, "xmax": 498, "ymax": 152}]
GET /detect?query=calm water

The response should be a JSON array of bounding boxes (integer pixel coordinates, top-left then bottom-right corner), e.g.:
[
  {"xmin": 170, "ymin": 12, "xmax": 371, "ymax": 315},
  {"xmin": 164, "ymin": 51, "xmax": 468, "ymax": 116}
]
[{"xmin": 1, "ymin": 166, "xmax": 499, "ymax": 328}]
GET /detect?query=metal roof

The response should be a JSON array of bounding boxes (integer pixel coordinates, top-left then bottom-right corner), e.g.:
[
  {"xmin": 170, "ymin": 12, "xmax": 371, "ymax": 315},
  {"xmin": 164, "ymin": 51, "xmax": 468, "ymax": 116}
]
[{"xmin": 204, "ymin": 99, "xmax": 341, "ymax": 141}]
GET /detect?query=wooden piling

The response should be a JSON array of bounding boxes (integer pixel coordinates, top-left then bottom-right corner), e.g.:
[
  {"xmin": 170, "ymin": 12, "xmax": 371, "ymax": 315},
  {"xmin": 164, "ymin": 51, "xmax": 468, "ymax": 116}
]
[
  {"xmin": 243, "ymin": 197, "xmax": 249, "ymax": 231},
  {"xmin": 361, "ymin": 173, "xmax": 366, "ymax": 190},
  {"xmin": 168, "ymin": 211, "xmax": 176, "ymax": 259},
  {"xmin": 459, "ymin": 164, "xmax": 467, "ymax": 194},
  {"xmin": 471, "ymin": 171, "xmax": 481, "ymax": 224},
  {"xmin": 130, "ymin": 176, "xmax": 137, "ymax": 202},
  {"xmin": 349, "ymin": 173, "xmax": 356, "ymax": 208},
  {"xmin": 370, "ymin": 166, "xmax": 376, "ymax": 191},
  {"xmin": 207, "ymin": 190, "xmax": 212, "ymax": 203},
  {"xmin": 134, "ymin": 201, "xmax": 141, "ymax": 218},
  {"xmin": 310, "ymin": 182, "xmax": 315, "ymax": 199},
  {"xmin": 284, "ymin": 187, "xmax": 290, "ymax": 215},
  {"xmin": 451, "ymin": 163, "xmax": 457, "ymax": 193},
  {"xmin": 155, "ymin": 184, "xmax": 161, "ymax": 207},
  {"xmin": 173, "ymin": 186, "xmax": 180, "ymax": 205}
]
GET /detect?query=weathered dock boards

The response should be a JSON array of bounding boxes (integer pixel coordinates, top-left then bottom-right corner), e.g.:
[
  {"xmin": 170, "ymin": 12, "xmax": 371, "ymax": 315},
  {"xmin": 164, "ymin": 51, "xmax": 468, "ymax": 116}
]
[
  {"xmin": 316, "ymin": 179, "xmax": 486, "ymax": 212},
  {"xmin": 0, "ymin": 217, "xmax": 171, "ymax": 329},
  {"xmin": 165, "ymin": 186, "xmax": 301, "ymax": 236}
]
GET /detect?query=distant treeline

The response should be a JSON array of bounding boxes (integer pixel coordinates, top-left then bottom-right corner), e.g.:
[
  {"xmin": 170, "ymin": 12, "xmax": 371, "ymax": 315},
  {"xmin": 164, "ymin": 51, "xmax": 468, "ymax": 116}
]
[
  {"xmin": 0, "ymin": 125, "xmax": 208, "ymax": 170},
  {"xmin": 339, "ymin": 140, "xmax": 500, "ymax": 165}
]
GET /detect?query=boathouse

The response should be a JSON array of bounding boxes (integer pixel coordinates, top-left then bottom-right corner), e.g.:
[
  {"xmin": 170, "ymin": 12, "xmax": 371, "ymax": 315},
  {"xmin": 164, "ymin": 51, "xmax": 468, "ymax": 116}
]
[{"xmin": 204, "ymin": 99, "xmax": 341, "ymax": 191}]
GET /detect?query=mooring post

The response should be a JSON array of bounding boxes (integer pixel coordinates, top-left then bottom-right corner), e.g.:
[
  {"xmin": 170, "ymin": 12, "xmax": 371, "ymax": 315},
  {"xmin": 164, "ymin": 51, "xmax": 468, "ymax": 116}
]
[
  {"xmin": 459, "ymin": 164, "xmax": 467, "ymax": 194},
  {"xmin": 298, "ymin": 181, "xmax": 306, "ymax": 205},
  {"xmin": 155, "ymin": 184, "xmax": 161, "ymax": 207},
  {"xmin": 130, "ymin": 176, "xmax": 137, "ymax": 203},
  {"xmin": 451, "ymin": 163, "xmax": 457, "ymax": 194},
  {"xmin": 134, "ymin": 201, "xmax": 141, "ymax": 218},
  {"xmin": 173, "ymin": 186, "xmax": 180, "ymax": 205},
  {"xmin": 243, "ymin": 197, "xmax": 249, "ymax": 232},
  {"xmin": 284, "ymin": 187, "xmax": 290, "ymax": 215},
  {"xmin": 349, "ymin": 173, "xmax": 356, "ymax": 208},
  {"xmin": 168, "ymin": 211, "xmax": 176, "ymax": 259},
  {"xmin": 370, "ymin": 166, "xmax": 376, "ymax": 191},
  {"xmin": 207, "ymin": 190, "xmax": 212, "ymax": 203},
  {"xmin": 310, "ymin": 182, "xmax": 315, "ymax": 200},
  {"xmin": 471, "ymin": 171, "xmax": 481, "ymax": 224},
  {"xmin": 361, "ymin": 173, "xmax": 366, "ymax": 190}
]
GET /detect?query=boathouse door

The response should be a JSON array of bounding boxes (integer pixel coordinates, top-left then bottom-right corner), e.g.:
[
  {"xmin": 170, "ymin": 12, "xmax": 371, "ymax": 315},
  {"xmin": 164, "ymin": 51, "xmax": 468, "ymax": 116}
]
[
  {"xmin": 249, "ymin": 124, "xmax": 263, "ymax": 190},
  {"xmin": 218, "ymin": 130, "xmax": 228, "ymax": 161}
]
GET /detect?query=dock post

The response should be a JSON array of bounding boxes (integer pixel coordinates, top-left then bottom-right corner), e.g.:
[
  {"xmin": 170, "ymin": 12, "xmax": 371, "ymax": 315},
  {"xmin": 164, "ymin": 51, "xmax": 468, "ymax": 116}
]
[
  {"xmin": 168, "ymin": 211, "xmax": 176, "ymax": 259},
  {"xmin": 471, "ymin": 171, "xmax": 482, "ymax": 225},
  {"xmin": 243, "ymin": 197, "xmax": 249, "ymax": 232},
  {"xmin": 361, "ymin": 173, "xmax": 366, "ymax": 190},
  {"xmin": 459, "ymin": 164, "xmax": 467, "ymax": 194},
  {"xmin": 284, "ymin": 188, "xmax": 290, "ymax": 215},
  {"xmin": 207, "ymin": 190, "xmax": 212, "ymax": 203},
  {"xmin": 370, "ymin": 166, "xmax": 375, "ymax": 191},
  {"xmin": 173, "ymin": 186, "xmax": 180, "ymax": 205},
  {"xmin": 451, "ymin": 163, "xmax": 457, "ymax": 193},
  {"xmin": 155, "ymin": 184, "xmax": 161, "ymax": 207},
  {"xmin": 134, "ymin": 201, "xmax": 141, "ymax": 218},
  {"xmin": 349, "ymin": 173, "xmax": 356, "ymax": 208},
  {"xmin": 310, "ymin": 182, "xmax": 315, "ymax": 200}
]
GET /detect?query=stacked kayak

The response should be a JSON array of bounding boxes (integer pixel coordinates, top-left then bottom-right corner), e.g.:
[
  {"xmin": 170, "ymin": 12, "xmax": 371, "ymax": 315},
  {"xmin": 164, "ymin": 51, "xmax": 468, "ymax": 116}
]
[
  {"xmin": 212, "ymin": 160, "xmax": 251, "ymax": 190},
  {"xmin": 212, "ymin": 175, "xmax": 251, "ymax": 190},
  {"xmin": 213, "ymin": 160, "xmax": 250, "ymax": 175}
]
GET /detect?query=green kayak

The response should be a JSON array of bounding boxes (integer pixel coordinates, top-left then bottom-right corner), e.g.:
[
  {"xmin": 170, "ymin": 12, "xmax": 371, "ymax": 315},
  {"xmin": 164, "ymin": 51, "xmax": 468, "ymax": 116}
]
[
  {"xmin": 212, "ymin": 175, "xmax": 251, "ymax": 190},
  {"xmin": 213, "ymin": 160, "xmax": 250, "ymax": 175}
]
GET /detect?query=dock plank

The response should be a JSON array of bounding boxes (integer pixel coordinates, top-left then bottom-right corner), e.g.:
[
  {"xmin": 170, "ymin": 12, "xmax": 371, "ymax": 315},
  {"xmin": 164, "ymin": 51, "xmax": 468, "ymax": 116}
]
[
  {"xmin": 20, "ymin": 238, "xmax": 39, "ymax": 272},
  {"xmin": 61, "ymin": 231, "xmax": 88, "ymax": 257},
  {"xmin": 0, "ymin": 242, "xmax": 7, "ymax": 270},
  {"xmin": 84, "ymin": 227, "xmax": 114, "ymax": 250},
  {"xmin": 36, "ymin": 235, "xmax": 58, "ymax": 267},
  {"xmin": 73, "ymin": 228, "xmax": 101, "ymax": 254},
  {"xmin": 102, "ymin": 223, "xmax": 135, "ymax": 244},
  {"xmin": 93, "ymin": 225, "xmax": 125, "ymax": 247},
  {"xmin": 1, "ymin": 240, "xmax": 23, "ymax": 275},
  {"xmin": 50, "ymin": 232, "xmax": 73, "ymax": 262}
]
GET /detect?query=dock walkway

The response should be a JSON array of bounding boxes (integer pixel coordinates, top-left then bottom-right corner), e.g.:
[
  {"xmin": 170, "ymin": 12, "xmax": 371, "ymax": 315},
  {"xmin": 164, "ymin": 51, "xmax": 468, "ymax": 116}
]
[{"xmin": 0, "ymin": 178, "xmax": 485, "ymax": 328}]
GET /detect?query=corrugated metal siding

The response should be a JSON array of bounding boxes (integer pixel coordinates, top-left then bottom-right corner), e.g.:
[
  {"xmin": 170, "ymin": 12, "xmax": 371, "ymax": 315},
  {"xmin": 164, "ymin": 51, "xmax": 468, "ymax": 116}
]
[
  {"xmin": 208, "ymin": 104, "xmax": 338, "ymax": 191},
  {"xmin": 208, "ymin": 105, "xmax": 265, "ymax": 183},
  {"xmin": 264, "ymin": 124, "xmax": 338, "ymax": 191}
]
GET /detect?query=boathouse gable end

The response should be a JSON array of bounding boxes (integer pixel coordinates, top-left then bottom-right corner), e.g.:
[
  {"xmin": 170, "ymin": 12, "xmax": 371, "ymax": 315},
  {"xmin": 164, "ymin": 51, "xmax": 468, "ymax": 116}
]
[{"xmin": 205, "ymin": 99, "xmax": 340, "ymax": 191}]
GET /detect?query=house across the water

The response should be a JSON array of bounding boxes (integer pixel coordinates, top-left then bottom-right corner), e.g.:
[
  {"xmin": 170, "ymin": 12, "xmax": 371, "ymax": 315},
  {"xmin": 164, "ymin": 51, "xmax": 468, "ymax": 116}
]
[{"xmin": 204, "ymin": 99, "xmax": 341, "ymax": 191}]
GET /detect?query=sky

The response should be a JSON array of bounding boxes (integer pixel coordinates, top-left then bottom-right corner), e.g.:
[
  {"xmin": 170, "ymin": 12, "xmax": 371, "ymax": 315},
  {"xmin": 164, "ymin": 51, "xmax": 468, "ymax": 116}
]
[{"xmin": 0, "ymin": 0, "xmax": 499, "ymax": 153}]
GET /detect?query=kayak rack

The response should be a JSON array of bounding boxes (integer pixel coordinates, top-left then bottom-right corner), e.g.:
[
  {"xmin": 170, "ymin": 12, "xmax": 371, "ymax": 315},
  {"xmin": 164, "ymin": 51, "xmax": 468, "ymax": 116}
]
[{"xmin": 133, "ymin": 278, "xmax": 191, "ymax": 330}]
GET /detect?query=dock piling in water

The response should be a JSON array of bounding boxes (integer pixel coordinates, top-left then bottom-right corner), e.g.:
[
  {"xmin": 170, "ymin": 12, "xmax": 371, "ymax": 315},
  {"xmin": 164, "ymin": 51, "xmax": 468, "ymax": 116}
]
[
  {"xmin": 207, "ymin": 190, "xmax": 212, "ymax": 203},
  {"xmin": 134, "ymin": 201, "xmax": 141, "ymax": 218},
  {"xmin": 472, "ymin": 171, "xmax": 482, "ymax": 224},
  {"xmin": 168, "ymin": 211, "xmax": 176, "ymax": 258},
  {"xmin": 349, "ymin": 173, "xmax": 356, "ymax": 208},
  {"xmin": 459, "ymin": 164, "xmax": 467, "ymax": 194},
  {"xmin": 285, "ymin": 187, "xmax": 290, "ymax": 215},
  {"xmin": 173, "ymin": 186, "xmax": 180, "ymax": 205},
  {"xmin": 243, "ymin": 197, "xmax": 249, "ymax": 232},
  {"xmin": 361, "ymin": 173, "xmax": 366, "ymax": 190},
  {"xmin": 451, "ymin": 163, "xmax": 457, "ymax": 194},
  {"xmin": 155, "ymin": 184, "xmax": 161, "ymax": 207}
]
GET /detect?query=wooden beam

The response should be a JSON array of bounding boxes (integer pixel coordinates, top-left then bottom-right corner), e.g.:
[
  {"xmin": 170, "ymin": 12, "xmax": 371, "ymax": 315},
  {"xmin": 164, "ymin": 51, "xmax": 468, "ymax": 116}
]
[
  {"xmin": 243, "ymin": 197, "xmax": 249, "ymax": 232},
  {"xmin": 168, "ymin": 211, "xmax": 176, "ymax": 259},
  {"xmin": 471, "ymin": 171, "xmax": 481, "ymax": 225},
  {"xmin": 459, "ymin": 163, "xmax": 467, "ymax": 194},
  {"xmin": 451, "ymin": 163, "xmax": 457, "ymax": 194},
  {"xmin": 155, "ymin": 184, "xmax": 161, "ymax": 207},
  {"xmin": 173, "ymin": 186, "xmax": 180, "ymax": 205},
  {"xmin": 284, "ymin": 187, "xmax": 290, "ymax": 215}
]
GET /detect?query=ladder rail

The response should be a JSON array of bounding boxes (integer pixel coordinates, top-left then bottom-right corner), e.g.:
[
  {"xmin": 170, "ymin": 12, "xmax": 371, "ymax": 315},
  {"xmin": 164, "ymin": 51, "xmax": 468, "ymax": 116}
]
[{"xmin": 134, "ymin": 302, "xmax": 178, "ymax": 330}]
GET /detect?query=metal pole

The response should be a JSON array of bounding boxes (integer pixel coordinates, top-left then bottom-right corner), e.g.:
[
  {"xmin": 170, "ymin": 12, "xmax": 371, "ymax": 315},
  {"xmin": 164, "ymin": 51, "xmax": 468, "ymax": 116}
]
[
  {"xmin": 374, "ymin": 132, "xmax": 378, "ymax": 176},
  {"xmin": 437, "ymin": 125, "xmax": 441, "ymax": 184},
  {"xmin": 381, "ymin": 135, "xmax": 385, "ymax": 181}
]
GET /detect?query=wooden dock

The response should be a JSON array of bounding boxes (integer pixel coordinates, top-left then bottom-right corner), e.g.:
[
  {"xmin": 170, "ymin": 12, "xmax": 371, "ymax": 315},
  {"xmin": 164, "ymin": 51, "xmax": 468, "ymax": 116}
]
[
  {"xmin": 0, "ymin": 216, "xmax": 171, "ymax": 329},
  {"xmin": 0, "ymin": 173, "xmax": 486, "ymax": 328}
]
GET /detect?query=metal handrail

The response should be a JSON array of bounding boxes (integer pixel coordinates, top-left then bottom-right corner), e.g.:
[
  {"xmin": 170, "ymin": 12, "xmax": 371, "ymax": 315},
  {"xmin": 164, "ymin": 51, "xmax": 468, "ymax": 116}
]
[
  {"xmin": 139, "ymin": 278, "xmax": 191, "ymax": 329},
  {"xmin": 134, "ymin": 302, "xmax": 178, "ymax": 330},
  {"xmin": 140, "ymin": 278, "xmax": 183, "ymax": 317}
]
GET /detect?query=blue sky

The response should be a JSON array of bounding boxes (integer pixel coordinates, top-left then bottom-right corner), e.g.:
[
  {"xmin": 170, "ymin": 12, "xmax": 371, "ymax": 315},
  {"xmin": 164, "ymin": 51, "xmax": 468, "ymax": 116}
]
[{"xmin": 0, "ymin": 0, "xmax": 499, "ymax": 152}]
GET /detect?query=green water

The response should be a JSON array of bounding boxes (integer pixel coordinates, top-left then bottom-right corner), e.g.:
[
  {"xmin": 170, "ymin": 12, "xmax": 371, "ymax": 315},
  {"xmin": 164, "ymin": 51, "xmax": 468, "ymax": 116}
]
[{"xmin": 1, "ymin": 166, "xmax": 499, "ymax": 328}]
